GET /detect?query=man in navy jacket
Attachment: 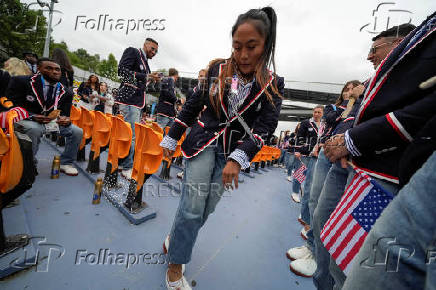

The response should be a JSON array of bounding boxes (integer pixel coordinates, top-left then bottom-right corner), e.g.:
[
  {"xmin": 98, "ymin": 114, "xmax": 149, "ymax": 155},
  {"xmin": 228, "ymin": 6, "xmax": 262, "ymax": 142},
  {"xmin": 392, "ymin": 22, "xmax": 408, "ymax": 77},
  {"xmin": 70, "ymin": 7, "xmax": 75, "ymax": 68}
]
[
  {"xmin": 6, "ymin": 58, "xmax": 83, "ymax": 176},
  {"xmin": 116, "ymin": 37, "xmax": 160, "ymax": 177},
  {"xmin": 156, "ymin": 68, "xmax": 179, "ymax": 129},
  {"xmin": 325, "ymin": 15, "xmax": 436, "ymax": 185}
]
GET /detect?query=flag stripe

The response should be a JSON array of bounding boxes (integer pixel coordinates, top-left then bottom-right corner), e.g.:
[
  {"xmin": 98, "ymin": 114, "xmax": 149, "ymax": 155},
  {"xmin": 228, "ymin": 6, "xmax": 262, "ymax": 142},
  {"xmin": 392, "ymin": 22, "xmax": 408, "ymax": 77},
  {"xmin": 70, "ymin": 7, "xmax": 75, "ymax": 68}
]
[
  {"xmin": 322, "ymin": 178, "xmax": 370, "ymax": 244},
  {"xmin": 339, "ymin": 229, "xmax": 367, "ymax": 272},
  {"xmin": 332, "ymin": 223, "xmax": 361, "ymax": 260},
  {"xmin": 325, "ymin": 215, "xmax": 354, "ymax": 250},
  {"xmin": 321, "ymin": 175, "xmax": 363, "ymax": 238}
]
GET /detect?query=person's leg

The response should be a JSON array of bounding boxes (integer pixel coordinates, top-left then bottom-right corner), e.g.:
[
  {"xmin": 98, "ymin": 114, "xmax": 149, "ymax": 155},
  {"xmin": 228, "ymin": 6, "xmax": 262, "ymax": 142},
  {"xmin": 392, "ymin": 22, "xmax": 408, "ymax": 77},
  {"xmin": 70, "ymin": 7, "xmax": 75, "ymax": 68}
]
[
  {"xmin": 14, "ymin": 120, "xmax": 45, "ymax": 157},
  {"xmin": 306, "ymin": 149, "xmax": 332, "ymax": 253},
  {"xmin": 287, "ymin": 153, "xmax": 295, "ymax": 176},
  {"xmin": 118, "ymin": 105, "xmax": 141, "ymax": 170},
  {"xmin": 59, "ymin": 124, "xmax": 83, "ymax": 165},
  {"xmin": 167, "ymin": 146, "xmax": 219, "ymax": 265},
  {"xmin": 157, "ymin": 115, "xmax": 171, "ymax": 129},
  {"xmin": 343, "ymin": 152, "xmax": 436, "ymax": 290},
  {"xmin": 292, "ymin": 159, "xmax": 302, "ymax": 193},
  {"xmin": 312, "ymin": 163, "xmax": 353, "ymax": 290},
  {"xmin": 202, "ymin": 146, "xmax": 226, "ymax": 226},
  {"xmin": 300, "ymin": 156, "xmax": 316, "ymax": 226},
  {"xmin": 328, "ymin": 171, "xmax": 400, "ymax": 289}
]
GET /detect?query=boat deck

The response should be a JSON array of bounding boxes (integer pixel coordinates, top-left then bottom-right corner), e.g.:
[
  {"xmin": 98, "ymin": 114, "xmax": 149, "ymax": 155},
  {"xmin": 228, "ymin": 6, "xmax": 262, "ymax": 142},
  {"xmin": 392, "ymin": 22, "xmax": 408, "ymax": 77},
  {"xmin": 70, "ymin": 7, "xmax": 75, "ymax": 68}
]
[{"xmin": 1, "ymin": 139, "xmax": 315, "ymax": 290}]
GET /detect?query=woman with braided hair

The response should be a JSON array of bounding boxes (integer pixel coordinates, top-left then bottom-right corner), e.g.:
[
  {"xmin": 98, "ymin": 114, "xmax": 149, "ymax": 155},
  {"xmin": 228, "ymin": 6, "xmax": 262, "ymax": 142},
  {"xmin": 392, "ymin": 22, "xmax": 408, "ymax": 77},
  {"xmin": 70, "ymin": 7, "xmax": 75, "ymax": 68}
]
[{"xmin": 160, "ymin": 7, "xmax": 284, "ymax": 289}]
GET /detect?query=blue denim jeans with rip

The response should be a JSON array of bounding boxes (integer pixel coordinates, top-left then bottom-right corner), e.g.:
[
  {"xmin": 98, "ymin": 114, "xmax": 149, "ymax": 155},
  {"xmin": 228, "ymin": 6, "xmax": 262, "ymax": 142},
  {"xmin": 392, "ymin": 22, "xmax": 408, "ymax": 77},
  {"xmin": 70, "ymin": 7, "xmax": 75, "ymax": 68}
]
[{"xmin": 167, "ymin": 144, "xmax": 227, "ymax": 264}]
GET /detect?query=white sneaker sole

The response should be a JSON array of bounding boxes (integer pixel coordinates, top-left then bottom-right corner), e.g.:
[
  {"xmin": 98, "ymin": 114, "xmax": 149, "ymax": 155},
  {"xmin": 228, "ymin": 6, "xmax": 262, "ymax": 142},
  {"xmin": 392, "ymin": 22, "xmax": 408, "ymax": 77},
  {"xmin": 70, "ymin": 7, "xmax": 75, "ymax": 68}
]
[
  {"xmin": 289, "ymin": 263, "xmax": 314, "ymax": 278},
  {"xmin": 60, "ymin": 169, "xmax": 78, "ymax": 176}
]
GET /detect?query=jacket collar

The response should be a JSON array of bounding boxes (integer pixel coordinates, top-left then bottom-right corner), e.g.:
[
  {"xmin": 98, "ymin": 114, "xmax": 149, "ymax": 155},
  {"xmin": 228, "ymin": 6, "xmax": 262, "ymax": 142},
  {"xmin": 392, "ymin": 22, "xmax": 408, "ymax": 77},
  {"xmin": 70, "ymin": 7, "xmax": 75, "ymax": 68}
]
[
  {"xmin": 356, "ymin": 13, "xmax": 436, "ymax": 123},
  {"xmin": 30, "ymin": 73, "xmax": 66, "ymax": 111},
  {"xmin": 218, "ymin": 60, "xmax": 274, "ymax": 120},
  {"xmin": 138, "ymin": 48, "xmax": 151, "ymax": 74}
]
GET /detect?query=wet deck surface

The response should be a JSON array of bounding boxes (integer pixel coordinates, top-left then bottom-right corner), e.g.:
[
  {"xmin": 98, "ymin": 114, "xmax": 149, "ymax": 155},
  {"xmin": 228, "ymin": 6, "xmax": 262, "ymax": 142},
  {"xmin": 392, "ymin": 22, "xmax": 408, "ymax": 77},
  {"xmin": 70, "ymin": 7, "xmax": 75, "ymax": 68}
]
[{"xmin": 1, "ymin": 139, "xmax": 316, "ymax": 290}]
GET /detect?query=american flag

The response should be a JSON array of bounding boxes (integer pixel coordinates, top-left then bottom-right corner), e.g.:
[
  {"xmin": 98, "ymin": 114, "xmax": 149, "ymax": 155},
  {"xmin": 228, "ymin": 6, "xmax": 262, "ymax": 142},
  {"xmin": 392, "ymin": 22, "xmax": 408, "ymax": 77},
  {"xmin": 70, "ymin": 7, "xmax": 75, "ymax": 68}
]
[
  {"xmin": 320, "ymin": 169, "xmax": 394, "ymax": 275},
  {"xmin": 0, "ymin": 107, "xmax": 29, "ymax": 130},
  {"xmin": 292, "ymin": 162, "xmax": 307, "ymax": 184}
]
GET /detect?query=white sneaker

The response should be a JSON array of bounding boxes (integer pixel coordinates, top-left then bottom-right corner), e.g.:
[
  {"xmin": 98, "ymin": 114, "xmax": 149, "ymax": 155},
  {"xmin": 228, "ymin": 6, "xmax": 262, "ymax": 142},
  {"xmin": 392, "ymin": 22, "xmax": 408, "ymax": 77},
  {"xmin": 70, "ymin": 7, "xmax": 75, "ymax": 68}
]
[
  {"xmin": 166, "ymin": 270, "xmax": 192, "ymax": 290},
  {"xmin": 177, "ymin": 172, "xmax": 184, "ymax": 179},
  {"xmin": 287, "ymin": 176, "xmax": 293, "ymax": 182},
  {"xmin": 291, "ymin": 193, "xmax": 301, "ymax": 203},
  {"xmin": 121, "ymin": 168, "xmax": 132, "ymax": 179},
  {"xmin": 60, "ymin": 164, "xmax": 78, "ymax": 176},
  {"xmin": 289, "ymin": 253, "xmax": 317, "ymax": 277},
  {"xmin": 286, "ymin": 245, "xmax": 311, "ymax": 261},
  {"xmin": 163, "ymin": 235, "xmax": 185, "ymax": 274},
  {"xmin": 300, "ymin": 227, "xmax": 308, "ymax": 240}
]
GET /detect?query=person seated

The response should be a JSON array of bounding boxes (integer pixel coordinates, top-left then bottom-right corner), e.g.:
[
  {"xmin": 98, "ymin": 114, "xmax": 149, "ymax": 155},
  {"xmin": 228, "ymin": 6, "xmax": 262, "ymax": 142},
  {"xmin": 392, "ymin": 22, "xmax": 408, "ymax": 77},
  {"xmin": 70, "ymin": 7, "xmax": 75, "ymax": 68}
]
[{"xmin": 5, "ymin": 58, "xmax": 83, "ymax": 176}]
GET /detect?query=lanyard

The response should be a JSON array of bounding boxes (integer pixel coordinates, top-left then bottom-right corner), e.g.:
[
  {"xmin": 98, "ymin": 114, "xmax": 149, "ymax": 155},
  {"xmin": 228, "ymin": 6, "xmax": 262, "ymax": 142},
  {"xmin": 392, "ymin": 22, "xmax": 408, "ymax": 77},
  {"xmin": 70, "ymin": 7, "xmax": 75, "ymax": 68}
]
[{"xmin": 41, "ymin": 76, "xmax": 61, "ymax": 111}]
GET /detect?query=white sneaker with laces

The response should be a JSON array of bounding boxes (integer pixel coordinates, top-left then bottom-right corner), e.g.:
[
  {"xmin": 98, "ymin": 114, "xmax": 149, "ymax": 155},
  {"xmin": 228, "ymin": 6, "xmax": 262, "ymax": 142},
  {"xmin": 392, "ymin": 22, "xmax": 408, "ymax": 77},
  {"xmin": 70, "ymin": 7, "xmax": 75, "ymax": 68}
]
[
  {"xmin": 166, "ymin": 270, "xmax": 192, "ymax": 290},
  {"xmin": 60, "ymin": 164, "xmax": 78, "ymax": 176},
  {"xmin": 300, "ymin": 227, "xmax": 308, "ymax": 240},
  {"xmin": 286, "ymin": 245, "xmax": 311, "ymax": 260},
  {"xmin": 121, "ymin": 168, "xmax": 132, "ymax": 179},
  {"xmin": 289, "ymin": 252, "xmax": 317, "ymax": 277},
  {"xmin": 291, "ymin": 193, "xmax": 301, "ymax": 203}
]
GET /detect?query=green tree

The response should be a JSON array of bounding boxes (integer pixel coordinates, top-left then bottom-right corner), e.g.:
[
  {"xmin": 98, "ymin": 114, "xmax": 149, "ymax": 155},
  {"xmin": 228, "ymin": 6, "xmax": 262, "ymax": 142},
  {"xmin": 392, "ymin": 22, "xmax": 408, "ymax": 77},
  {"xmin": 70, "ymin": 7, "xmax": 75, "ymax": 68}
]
[
  {"xmin": 0, "ymin": 0, "xmax": 48, "ymax": 62},
  {"xmin": 98, "ymin": 53, "xmax": 119, "ymax": 81}
]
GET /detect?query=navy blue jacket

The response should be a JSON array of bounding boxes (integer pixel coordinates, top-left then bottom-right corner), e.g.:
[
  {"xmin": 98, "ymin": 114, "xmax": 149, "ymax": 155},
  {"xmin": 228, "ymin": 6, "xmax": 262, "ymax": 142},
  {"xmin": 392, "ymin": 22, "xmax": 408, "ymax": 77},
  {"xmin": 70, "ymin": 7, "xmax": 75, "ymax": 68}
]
[
  {"xmin": 349, "ymin": 13, "xmax": 436, "ymax": 184},
  {"xmin": 156, "ymin": 77, "xmax": 177, "ymax": 118},
  {"xmin": 116, "ymin": 47, "xmax": 151, "ymax": 108},
  {"xmin": 295, "ymin": 118, "xmax": 321, "ymax": 156},
  {"xmin": 167, "ymin": 60, "xmax": 284, "ymax": 161},
  {"xmin": 6, "ymin": 74, "xmax": 72, "ymax": 117},
  {"xmin": 399, "ymin": 115, "xmax": 436, "ymax": 187}
]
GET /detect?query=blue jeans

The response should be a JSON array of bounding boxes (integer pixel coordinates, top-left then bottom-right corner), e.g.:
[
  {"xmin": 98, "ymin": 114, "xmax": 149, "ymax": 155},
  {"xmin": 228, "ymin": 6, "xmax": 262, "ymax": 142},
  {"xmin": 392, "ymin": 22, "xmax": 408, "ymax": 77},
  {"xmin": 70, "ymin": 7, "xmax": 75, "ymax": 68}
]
[
  {"xmin": 312, "ymin": 162, "xmax": 400, "ymax": 290},
  {"xmin": 343, "ymin": 152, "xmax": 436, "ymax": 290},
  {"xmin": 300, "ymin": 156, "xmax": 317, "ymax": 225},
  {"xmin": 168, "ymin": 145, "xmax": 227, "ymax": 264},
  {"xmin": 306, "ymin": 149, "xmax": 332, "ymax": 252},
  {"xmin": 118, "ymin": 104, "xmax": 141, "ymax": 169},
  {"xmin": 16, "ymin": 119, "xmax": 83, "ymax": 165},
  {"xmin": 286, "ymin": 153, "xmax": 295, "ymax": 175},
  {"xmin": 289, "ymin": 156, "xmax": 302, "ymax": 194},
  {"xmin": 157, "ymin": 115, "xmax": 174, "ymax": 130},
  {"xmin": 312, "ymin": 163, "xmax": 356, "ymax": 290},
  {"xmin": 329, "ymin": 173, "xmax": 399, "ymax": 289}
]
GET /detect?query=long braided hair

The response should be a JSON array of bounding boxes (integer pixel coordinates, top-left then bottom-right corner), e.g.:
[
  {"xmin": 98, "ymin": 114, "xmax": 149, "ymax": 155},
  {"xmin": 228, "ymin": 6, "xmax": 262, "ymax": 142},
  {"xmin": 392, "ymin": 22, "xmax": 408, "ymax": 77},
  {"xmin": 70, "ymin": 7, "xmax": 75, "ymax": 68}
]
[{"xmin": 208, "ymin": 7, "xmax": 282, "ymax": 117}]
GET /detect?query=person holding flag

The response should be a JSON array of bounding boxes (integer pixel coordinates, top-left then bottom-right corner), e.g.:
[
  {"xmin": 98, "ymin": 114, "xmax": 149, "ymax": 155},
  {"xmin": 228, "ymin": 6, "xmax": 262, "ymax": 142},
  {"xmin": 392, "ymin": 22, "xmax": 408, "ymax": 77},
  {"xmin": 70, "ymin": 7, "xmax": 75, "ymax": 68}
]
[{"xmin": 324, "ymin": 14, "xmax": 436, "ymax": 288}]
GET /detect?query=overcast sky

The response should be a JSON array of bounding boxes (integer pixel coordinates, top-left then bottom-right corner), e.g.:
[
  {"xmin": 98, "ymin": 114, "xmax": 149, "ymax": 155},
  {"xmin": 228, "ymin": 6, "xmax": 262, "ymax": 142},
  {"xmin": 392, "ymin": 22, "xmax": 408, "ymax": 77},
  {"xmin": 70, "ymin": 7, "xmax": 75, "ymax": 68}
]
[{"xmin": 23, "ymin": 0, "xmax": 435, "ymax": 92}]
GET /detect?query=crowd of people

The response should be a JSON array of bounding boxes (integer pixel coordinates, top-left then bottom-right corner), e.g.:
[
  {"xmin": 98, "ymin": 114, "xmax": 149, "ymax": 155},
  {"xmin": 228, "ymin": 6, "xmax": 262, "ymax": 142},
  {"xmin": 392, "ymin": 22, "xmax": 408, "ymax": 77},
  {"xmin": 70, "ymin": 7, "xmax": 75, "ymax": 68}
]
[
  {"xmin": 275, "ymin": 15, "xmax": 435, "ymax": 290},
  {"xmin": 0, "ymin": 5, "xmax": 434, "ymax": 290}
]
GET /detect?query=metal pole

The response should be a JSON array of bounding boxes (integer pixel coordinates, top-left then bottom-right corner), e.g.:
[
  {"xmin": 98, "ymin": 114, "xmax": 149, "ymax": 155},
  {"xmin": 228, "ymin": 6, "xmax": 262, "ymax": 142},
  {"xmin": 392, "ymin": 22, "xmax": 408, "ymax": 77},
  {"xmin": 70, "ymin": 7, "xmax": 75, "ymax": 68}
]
[{"xmin": 42, "ymin": 0, "xmax": 55, "ymax": 57}]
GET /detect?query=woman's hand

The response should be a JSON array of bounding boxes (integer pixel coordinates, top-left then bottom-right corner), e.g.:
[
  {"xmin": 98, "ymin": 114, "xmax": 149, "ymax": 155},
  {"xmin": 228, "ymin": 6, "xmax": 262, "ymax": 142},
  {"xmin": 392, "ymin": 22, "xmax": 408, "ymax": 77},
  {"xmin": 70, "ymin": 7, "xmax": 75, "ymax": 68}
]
[
  {"xmin": 222, "ymin": 160, "xmax": 241, "ymax": 190},
  {"xmin": 163, "ymin": 148, "xmax": 175, "ymax": 160}
]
